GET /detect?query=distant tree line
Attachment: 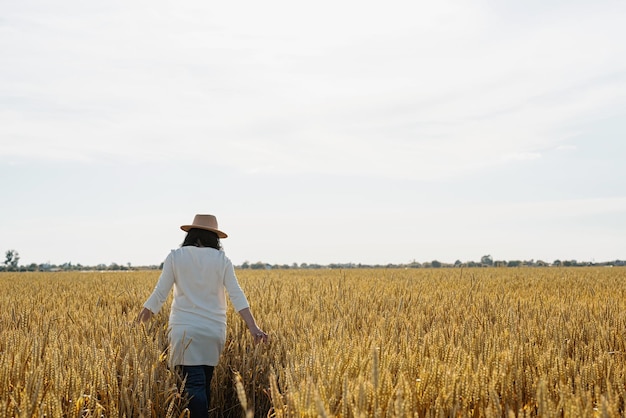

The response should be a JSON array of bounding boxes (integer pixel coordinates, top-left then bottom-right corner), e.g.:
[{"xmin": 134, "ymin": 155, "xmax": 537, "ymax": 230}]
[
  {"xmin": 237, "ymin": 255, "xmax": 625, "ymax": 270},
  {"xmin": 1, "ymin": 249, "xmax": 624, "ymax": 272},
  {"xmin": 0, "ymin": 250, "xmax": 161, "ymax": 272}
]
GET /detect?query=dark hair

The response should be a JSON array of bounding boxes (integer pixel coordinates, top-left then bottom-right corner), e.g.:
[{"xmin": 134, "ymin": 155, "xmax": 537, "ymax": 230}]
[{"xmin": 182, "ymin": 228, "xmax": 222, "ymax": 250}]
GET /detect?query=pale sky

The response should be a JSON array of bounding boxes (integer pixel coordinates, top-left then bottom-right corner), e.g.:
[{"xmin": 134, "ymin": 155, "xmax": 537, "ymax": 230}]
[{"xmin": 1, "ymin": 0, "xmax": 625, "ymax": 267}]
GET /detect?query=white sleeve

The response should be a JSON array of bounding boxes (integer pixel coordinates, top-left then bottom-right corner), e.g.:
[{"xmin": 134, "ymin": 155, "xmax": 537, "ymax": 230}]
[
  {"xmin": 143, "ymin": 252, "xmax": 175, "ymax": 314},
  {"xmin": 223, "ymin": 259, "xmax": 250, "ymax": 312}
]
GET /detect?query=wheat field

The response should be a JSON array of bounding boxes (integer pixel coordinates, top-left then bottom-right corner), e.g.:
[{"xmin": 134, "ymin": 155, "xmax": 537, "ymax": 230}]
[{"xmin": 1, "ymin": 267, "xmax": 625, "ymax": 417}]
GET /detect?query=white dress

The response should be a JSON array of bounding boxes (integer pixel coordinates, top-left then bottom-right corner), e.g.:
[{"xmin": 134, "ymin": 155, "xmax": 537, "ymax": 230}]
[{"xmin": 143, "ymin": 246, "xmax": 250, "ymax": 366}]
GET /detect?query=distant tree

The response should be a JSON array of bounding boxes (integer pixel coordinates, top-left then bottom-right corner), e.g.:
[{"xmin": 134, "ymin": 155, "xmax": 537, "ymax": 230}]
[
  {"xmin": 481, "ymin": 255, "xmax": 493, "ymax": 266},
  {"xmin": 454, "ymin": 260, "xmax": 463, "ymax": 267},
  {"xmin": 250, "ymin": 261, "xmax": 266, "ymax": 270},
  {"xmin": 240, "ymin": 261, "xmax": 250, "ymax": 269},
  {"xmin": 4, "ymin": 250, "xmax": 20, "ymax": 271},
  {"xmin": 431, "ymin": 260, "xmax": 442, "ymax": 268},
  {"xmin": 507, "ymin": 260, "xmax": 522, "ymax": 267},
  {"xmin": 553, "ymin": 260, "xmax": 562, "ymax": 267}
]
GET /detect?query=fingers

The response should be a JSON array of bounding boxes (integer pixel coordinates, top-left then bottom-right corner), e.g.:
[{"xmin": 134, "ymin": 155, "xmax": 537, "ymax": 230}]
[{"xmin": 254, "ymin": 331, "xmax": 269, "ymax": 343}]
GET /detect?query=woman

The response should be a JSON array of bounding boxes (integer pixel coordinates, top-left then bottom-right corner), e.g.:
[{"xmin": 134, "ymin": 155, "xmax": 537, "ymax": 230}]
[{"xmin": 137, "ymin": 214, "xmax": 268, "ymax": 417}]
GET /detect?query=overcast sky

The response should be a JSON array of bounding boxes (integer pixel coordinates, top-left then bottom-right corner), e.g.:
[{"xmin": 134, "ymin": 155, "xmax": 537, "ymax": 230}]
[{"xmin": 1, "ymin": 0, "xmax": 625, "ymax": 267}]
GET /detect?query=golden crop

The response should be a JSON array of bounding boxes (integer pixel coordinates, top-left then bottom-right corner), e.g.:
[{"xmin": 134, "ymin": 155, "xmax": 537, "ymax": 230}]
[{"xmin": 1, "ymin": 268, "xmax": 625, "ymax": 417}]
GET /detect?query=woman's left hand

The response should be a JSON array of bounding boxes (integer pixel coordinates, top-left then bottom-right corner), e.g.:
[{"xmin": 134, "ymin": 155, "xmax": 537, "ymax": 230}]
[{"xmin": 136, "ymin": 307, "xmax": 154, "ymax": 323}]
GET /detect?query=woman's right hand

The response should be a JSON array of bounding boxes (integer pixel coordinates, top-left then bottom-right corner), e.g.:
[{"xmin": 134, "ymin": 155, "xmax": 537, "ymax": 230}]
[
  {"xmin": 250, "ymin": 327, "xmax": 269, "ymax": 343},
  {"xmin": 238, "ymin": 308, "xmax": 269, "ymax": 343}
]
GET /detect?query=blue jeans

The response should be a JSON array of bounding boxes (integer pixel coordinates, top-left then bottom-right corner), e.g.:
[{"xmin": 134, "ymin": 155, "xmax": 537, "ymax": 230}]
[{"xmin": 177, "ymin": 365, "xmax": 215, "ymax": 417}]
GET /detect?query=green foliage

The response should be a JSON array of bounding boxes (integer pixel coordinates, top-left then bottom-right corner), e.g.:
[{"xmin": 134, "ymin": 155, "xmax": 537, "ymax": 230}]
[{"xmin": 3, "ymin": 250, "xmax": 19, "ymax": 271}]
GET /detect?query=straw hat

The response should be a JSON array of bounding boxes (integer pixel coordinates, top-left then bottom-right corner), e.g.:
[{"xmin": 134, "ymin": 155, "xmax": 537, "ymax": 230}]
[{"xmin": 180, "ymin": 214, "xmax": 228, "ymax": 238}]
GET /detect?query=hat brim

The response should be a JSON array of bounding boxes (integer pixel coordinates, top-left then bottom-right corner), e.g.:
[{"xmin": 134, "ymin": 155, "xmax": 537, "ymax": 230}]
[{"xmin": 180, "ymin": 225, "xmax": 228, "ymax": 238}]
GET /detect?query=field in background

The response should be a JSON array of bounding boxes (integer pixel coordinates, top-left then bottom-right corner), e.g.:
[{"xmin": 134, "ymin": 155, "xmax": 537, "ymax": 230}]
[{"xmin": 1, "ymin": 267, "xmax": 626, "ymax": 417}]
